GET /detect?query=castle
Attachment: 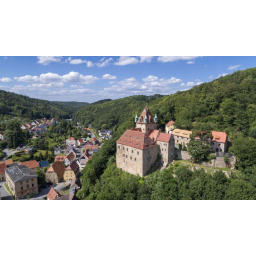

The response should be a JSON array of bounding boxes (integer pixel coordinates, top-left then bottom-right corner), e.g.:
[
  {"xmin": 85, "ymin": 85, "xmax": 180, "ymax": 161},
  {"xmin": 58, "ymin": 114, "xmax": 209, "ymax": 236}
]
[{"xmin": 116, "ymin": 106, "xmax": 174, "ymax": 176}]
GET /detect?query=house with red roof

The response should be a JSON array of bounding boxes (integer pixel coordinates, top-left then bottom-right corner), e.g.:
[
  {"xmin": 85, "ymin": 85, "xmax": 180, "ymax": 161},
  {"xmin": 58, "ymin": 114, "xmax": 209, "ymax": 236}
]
[
  {"xmin": 77, "ymin": 138, "xmax": 84, "ymax": 146},
  {"xmin": 116, "ymin": 106, "xmax": 175, "ymax": 176},
  {"xmin": 210, "ymin": 131, "xmax": 227, "ymax": 153},
  {"xmin": 165, "ymin": 120, "xmax": 175, "ymax": 133}
]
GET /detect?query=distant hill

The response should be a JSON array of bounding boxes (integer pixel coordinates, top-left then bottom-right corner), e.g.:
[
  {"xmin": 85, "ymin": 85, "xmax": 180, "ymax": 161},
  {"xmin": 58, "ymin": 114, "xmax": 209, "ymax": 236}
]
[
  {"xmin": 0, "ymin": 90, "xmax": 87, "ymax": 120},
  {"xmin": 91, "ymin": 99, "xmax": 112, "ymax": 105},
  {"xmin": 52, "ymin": 101, "xmax": 89, "ymax": 111},
  {"xmin": 74, "ymin": 68, "xmax": 256, "ymax": 137}
]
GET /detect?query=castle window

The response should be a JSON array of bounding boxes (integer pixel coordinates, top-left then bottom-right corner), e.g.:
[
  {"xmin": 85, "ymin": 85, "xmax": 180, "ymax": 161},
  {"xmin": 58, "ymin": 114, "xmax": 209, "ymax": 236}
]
[
  {"xmin": 130, "ymin": 156, "xmax": 132, "ymax": 160},
  {"xmin": 123, "ymin": 147, "xmax": 124, "ymax": 150},
  {"xmin": 148, "ymin": 151, "xmax": 149, "ymax": 154},
  {"xmin": 132, "ymin": 150, "xmax": 133, "ymax": 153},
  {"xmin": 118, "ymin": 146, "xmax": 120, "ymax": 149},
  {"xmin": 123, "ymin": 154, "xmax": 125, "ymax": 157},
  {"xmin": 126, "ymin": 155, "xmax": 127, "ymax": 158},
  {"xmin": 127, "ymin": 148, "xmax": 128, "ymax": 151},
  {"xmin": 137, "ymin": 152, "xmax": 139, "ymax": 155},
  {"xmin": 134, "ymin": 158, "xmax": 136, "ymax": 161}
]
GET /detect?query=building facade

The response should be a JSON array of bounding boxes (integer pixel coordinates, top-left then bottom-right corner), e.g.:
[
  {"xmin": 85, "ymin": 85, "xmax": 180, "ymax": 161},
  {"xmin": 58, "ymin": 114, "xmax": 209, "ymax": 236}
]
[
  {"xmin": 116, "ymin": 106, "xmax": 174, "ymax": 177},
  {"xmin": 165, "ymin": 120, "xmax": 175, "ymax": 133}
]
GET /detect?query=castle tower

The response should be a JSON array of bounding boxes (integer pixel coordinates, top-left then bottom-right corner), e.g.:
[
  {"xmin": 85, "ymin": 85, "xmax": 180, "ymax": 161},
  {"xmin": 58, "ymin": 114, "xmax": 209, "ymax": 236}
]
[{"xmin": 135, "ymin": 106, "xmax": 157, "ymax": 135}]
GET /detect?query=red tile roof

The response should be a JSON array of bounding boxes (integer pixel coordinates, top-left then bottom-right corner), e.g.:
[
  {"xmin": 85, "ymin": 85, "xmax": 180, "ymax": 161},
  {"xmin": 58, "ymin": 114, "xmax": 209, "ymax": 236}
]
[
  {"xmin": 0, "ymin": 159, "xmax": 13, "ymax": 165},
  {"xmin": 19, "ymin": 160, "xmax": 39, "ymax": 169},
  {"xmin": 211, "ymin": 131, "xmax": 227, "ymax": 143},
  {"xmin": 78, "ymin": 138, "xmax": 83, "ymax": 143},
  {"xmin": 69, "ymin": 137, "xmax": 75, "ymax": 140},
  {"xmin": 89, "ymin": 138, "xmax": 97, "ymax": 141},
  {"xmin": 0, "ymin": 163, "xmax": 6, "ymax": 175},
  {"xmin": 66, "ymin": 152, "xmax": 75, "ymax": 161},
  {"xmin": 116, "ymin": 129, "xmax": 157, "ymax": 150},
  {"xmin": 137, "ymin": 107, "xmax": 155, "ymax": 124},
  {"xmin": 149, "ymin": 129, "xmax": 160, "ymax": 141},
  {"xmin": 166, "ymin": 120, "xmax": 175, "ymax": 127},
  {"xmin": 47, "ymin": 188, "xmax": 58, "ymax": 200},
  {"xmin": 157, "ymin": 132, "xmax": 172, "ymax": 143},
  {"xmin": 47, "ymin": 161, "xmax": 65, "ymax": 179}
]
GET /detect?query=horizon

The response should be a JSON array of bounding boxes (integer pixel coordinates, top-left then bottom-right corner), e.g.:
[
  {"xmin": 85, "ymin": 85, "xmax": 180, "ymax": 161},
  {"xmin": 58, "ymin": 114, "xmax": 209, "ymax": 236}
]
[{"xmin": 0, "ymin": 56, "xmax": 256, "ymax": 103}]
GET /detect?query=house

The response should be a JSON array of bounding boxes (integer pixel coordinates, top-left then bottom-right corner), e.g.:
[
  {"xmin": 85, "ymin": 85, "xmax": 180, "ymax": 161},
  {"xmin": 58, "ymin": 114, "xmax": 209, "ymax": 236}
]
[
  {"xmin": 93, "ymin": 148, "xmax": 99, "ymax": 154},
  {"xmin": 54, "ymin": 155, "xmax": 67, "ymax": 162},
  {"xmin": 31, "ymin": 121, "xmax": 37, "ymax": 126},
  {"xmin": 45, "ymin": 161, "xmax": 65, "ymax": 184},
  {"xmin": 165, "ymin": 120, "xmax": 175, "ymax": 133},
  {"xmin": 63, "ymin": 161, "xmax": 79, "ymax": 181},
  {"xmin": 172, "ymin": 129, "xmax": 192, "ymax": 147},
  {"xmin": 47, "ymin": 187, "xmax": 59, "ymax": 200},
  {"xmin": 5, "ymin": 165, "xmax": 38, "ymax": 199},
  {"xmin": 47, "ymin": 187, "xmax": 65, "ymax": 200},
  {"xmin": 66, "ymin": 146, "xmax": 76, "ymax": 156},
  {"xmin": 24, "ymin": 147, "xmax": 34, "ymax": 154},
  {"xmin": 66, "ymin": 137, "xmax": 78, "ymax": 147},
  {"xmin": 77, "ymin": 138, "xmax": 84, "ymax": 146},
  {"xmin": 64, "ymin": 152, "xmax": 76, "ymax": 165},
  {"xmin": 84, "ymin": 144, "xmax": 98, "ymax": 152},
  {"xmin": 210, "ymin": 131, "xmax": 228, "ymax": 153},
  {"xmin": 19, "ymin": 160, "xmax": 39, "ymax": 171},
  {"xmin": 39, "ymin": 161, "xmax": 50, "ymax": 170},
  {"xmin": 25, "ymin": 123, "xmax": 32, "ymax": 129},
  {"xmin": 0, "ymin": 132, "xmax": 6, "ymax": 141},
  {"xmin": 0, "ymin": 162, "xmax": 6, "ymax": 180},
  {"xmin": 54, "ymin": 148, "xmax": 62, "ymax": 155},
  {"xmin": 21, "ymin": 124, "xmax": 27, "ymax": 130},
  {"xmin": 16, "ymin": 145, "xmax": 26, "ymax": 151},
  {"xmin": 78, "ymin": 158, "xmax": 88, "ymax": 169},
  {"xmin": 54, "ymin": 192, "xmax": 78, "ymax": 200},
  {"xmin": 89, "ymin": 137, "xmax": 98, "ymax": 145}
]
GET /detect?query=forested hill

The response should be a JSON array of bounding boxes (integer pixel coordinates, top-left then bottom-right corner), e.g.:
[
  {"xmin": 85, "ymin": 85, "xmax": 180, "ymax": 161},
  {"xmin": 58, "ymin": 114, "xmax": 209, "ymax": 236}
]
[
  {"xmin": 52, "ymin": 101, "xmax": 89, "ymax": 112},
  {"xmin": 74, "ymin": 67, "xmax": 256, "ymax": 137},
  {"xmin": 0, "ymin": 90, "xmax": 87, "ymax": 120}
]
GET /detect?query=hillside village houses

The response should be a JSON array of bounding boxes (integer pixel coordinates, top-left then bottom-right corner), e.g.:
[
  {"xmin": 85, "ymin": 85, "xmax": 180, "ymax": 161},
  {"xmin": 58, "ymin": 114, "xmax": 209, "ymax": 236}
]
[
  {"xmin": 64, "ymin": 152, "xmax": 76, "ymax": 165},
  {"xmin": 165, "ymin": 120, "xmax": 175, "ymax": 133},
  {"xmin": 0, "ymin": 132, "xmax": 6, "ymax": 141},
  {"xmin": 45, "ymin": 161, "xmax": 65, "ymax": 184}
]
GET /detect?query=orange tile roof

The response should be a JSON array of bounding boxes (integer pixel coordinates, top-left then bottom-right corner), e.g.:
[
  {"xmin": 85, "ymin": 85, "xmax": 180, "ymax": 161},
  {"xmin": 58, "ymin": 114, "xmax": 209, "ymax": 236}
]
[
  {"xmin": 78, "ymin": 138, "xmax": 84, "ymax": 143},
  {"xmin": 166, "ymin": 120, "xmax": 175, "ymax": 127},
  {"xmin": 211, "ymin": 131, "xmax": 227, "ymax": 143},
  {"xmin": 67, "ymin": 152, "xmax": 75, "ymax": 161},
  {"xmin": 89, "ymin": 138, "xmax": 97, "ymax": 141},
  {"xmin": 0, "ymin": 159, "xmax": 13, "ymax": 165},
  {"xmin": 54, "ymin": 155, "xmax": 67, "ymax": 162},
  {"xmin": 116, "ymin": 129, "xmax": 157, "ymax": 150},
  {"xmin": 47, "ymin": 161, "xmax": 65, "ymax": 179},
  {"xmin": 47, "ymin": 188, "xmax": 58, "ymax": 200},
  {"xmin": 172, "ymin": 129, "xmax": 192, "ymax": 139},
  {"xmin": 0, "ymin": 163, "xmax": 6, "ymax": 174},
  {"xmin": 69, "ymin": 137, "xmax": 75, "ymax": 140},
  {"xmin": 157, "ymin": 132, "xmax": 172, "ymax": 143},
  {"xmin": 84, "ymin": 144, "xmax": 98, "ymax": 151},
  {"xmin": 19, "ymin": 160, "xmax": 39, "ymax": 169}
]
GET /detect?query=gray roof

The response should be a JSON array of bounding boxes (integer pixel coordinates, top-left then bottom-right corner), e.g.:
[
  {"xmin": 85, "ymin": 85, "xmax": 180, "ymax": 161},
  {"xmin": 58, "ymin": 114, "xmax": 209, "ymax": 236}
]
[
  {"xmin": 55, "ymin": 148, "xmax": 62, "ymax": 152},
  {"xmin": 5, "ymin": 165, "xmax": 38, "ymax": 183}
]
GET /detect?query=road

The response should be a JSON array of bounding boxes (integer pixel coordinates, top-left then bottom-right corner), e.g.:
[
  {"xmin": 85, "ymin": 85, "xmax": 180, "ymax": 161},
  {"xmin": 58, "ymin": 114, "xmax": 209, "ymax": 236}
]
[
  {"xmin": 0, "ymin": 181, "xmax": 13, "ymax": 200},
  {"xmin": 0, "ymin": 147, "xmax": 18, "ymax": 161}
]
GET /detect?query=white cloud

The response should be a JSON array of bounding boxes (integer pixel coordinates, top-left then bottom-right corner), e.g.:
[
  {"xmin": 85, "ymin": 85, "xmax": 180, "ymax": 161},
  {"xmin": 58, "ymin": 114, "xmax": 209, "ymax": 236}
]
[
  {"xmin": 14, "ymin": 71, "xmax": 99, "ymax": 84},
  {"xmin": 209, "ymin": 75, "xmax": 214, "ymax": 79},
  {"xmin": 70, "ymin": 85, "xmax": 83, "ymax": 88},
  {"xmin": 102, "ymin": 74, "xmax": 116, "ymax": 80},
  {"xmin": 217, "ymin": 73, "xmax": 228, "ymax": 78},
  {"xmin": 95, "ymin": 58, "xmax": 113, "ymax": 68},
  {"xmin": 0, "ymin": 85, "xmax": 9, "ymax": 89},
  {"xmin": 157, "ymin": 56, "xmax": 199, "ymax": 63},
  {"xmin": 37, "ymin": 56, "xmax": 62, "ymax": 65},
  {"xmin": 228, "ymin": 64, "xmax": 240, "ymax": 70},
  {"xmin": 65, "ymin": 57, "xmax": 94, "ymax": 67},
  {"xmin": 187, "ymin": 61, "xmax": 195, "ymax": 64},
  {"xmin": 114, "ymin": 56, "xmax": 139, "ymax": 66},
  {"xmin": 181, "ymin": 81, "xmax": 203, "ymax": 87},
  {"xmin": 140, "ymin": 56, "xmax": 154, "ymax": 63},
  {"xmin": 0, "ymin": 77, "xmax": 12, "ymax": 82},
  {"xmin": 195, "ymin": 79, "xmax": 201, "ymax": 82}
]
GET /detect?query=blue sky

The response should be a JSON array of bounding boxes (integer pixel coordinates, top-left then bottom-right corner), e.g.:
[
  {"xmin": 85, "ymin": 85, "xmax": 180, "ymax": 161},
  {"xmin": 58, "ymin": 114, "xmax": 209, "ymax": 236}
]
[{"xmin": 0, "ymin": 56, "xmax": 255, "ymax": 103}]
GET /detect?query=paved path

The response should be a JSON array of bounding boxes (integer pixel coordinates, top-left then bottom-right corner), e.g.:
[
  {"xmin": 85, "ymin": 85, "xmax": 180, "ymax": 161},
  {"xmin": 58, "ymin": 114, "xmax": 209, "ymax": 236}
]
[
  {"xmin": 0, "ymin": 147, "xmax": 18, "ymax": 161},
  {"xmin": 0, "ymin": 181, "xmax": 13, "ymax": 200}
]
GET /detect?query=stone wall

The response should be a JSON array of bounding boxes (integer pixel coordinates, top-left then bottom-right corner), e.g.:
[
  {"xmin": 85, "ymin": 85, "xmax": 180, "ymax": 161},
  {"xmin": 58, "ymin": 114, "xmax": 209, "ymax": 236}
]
[{"xmin": 175, "ymin": 149, "xmax": 191, "ymax": 160}]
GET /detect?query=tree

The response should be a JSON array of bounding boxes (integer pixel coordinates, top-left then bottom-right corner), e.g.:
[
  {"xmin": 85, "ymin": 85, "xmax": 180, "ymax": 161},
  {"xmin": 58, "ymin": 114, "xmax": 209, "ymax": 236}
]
[
  {"xmin": 36, "ymin": 168, "xmax": 46, "ymax": 186},
  {"xmin": 5, "ymin": 120, "xmax": 25, "ymax": 148},
  {"xmin": 187, "ymin": 131, "xmax": 212, "ymax": 163}
]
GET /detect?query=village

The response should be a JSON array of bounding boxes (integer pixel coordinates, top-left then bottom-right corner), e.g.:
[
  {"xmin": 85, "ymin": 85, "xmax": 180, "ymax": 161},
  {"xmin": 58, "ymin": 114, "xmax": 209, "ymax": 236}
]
[{"xmin": 0, "ymin": 117, "xmax": 112, "ymax": 200}]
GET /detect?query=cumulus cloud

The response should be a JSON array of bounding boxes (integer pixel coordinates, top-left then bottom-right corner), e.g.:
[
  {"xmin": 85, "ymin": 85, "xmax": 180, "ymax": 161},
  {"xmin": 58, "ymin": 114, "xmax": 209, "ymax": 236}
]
[
  {"xmin": 14, "ymin": 71, "xmax": 99, "ymax": 84},
  {"xmin": 70, "ymin": 85, "xmax": 83, "ymax": 88},
  {"xmin": 114, "ymin": 56, "xmax": 139, "ymax": 66},
  {"xmin": 104, "ymin": 75, "xmax": 182, "ymax": 95},
  {"xmin": 209, "ymin": 75, "xmax": 214, "ymax": 79},
  {"xmin": 157, "ymin": 56, "xmax": 199, "ymax": 63},
  {"xmin": 181, "ymin": 81, "xmax": 203, "ymax": 87},
  {"xmin": 228, "ymin": 65, "xmax": 240, "ymax": 70},
  {"xmin": 37, "ymin": 56, "xmax": 62, "ymax": 65},
  {"xmin": 95, "ymin": 58, "xmax": 113, "ymax": 67},
  {"xmin": 217, "ymin": 73, "xmax": 228, "ymax": 78},
  {"xmin": 0, "ymin": 77, "xmax": 12, "ymax": 82},
  {"xmin": 140, "ymin": 56, "xmax": 154, "ymax": 63},
  {"xmin": 102, "ymin": 74, "xmax": 116, "ymax": 80},
  {"xmin": 65, "ymin": 57, "xmax": 94, "ymax": 67},
  {"xmin": 187, "ymin": 61, "xmax": 195, "ymax": 64},
  {"xmin": 0, "ymin": 85, "xmax": 9, "ymax": 89}
]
